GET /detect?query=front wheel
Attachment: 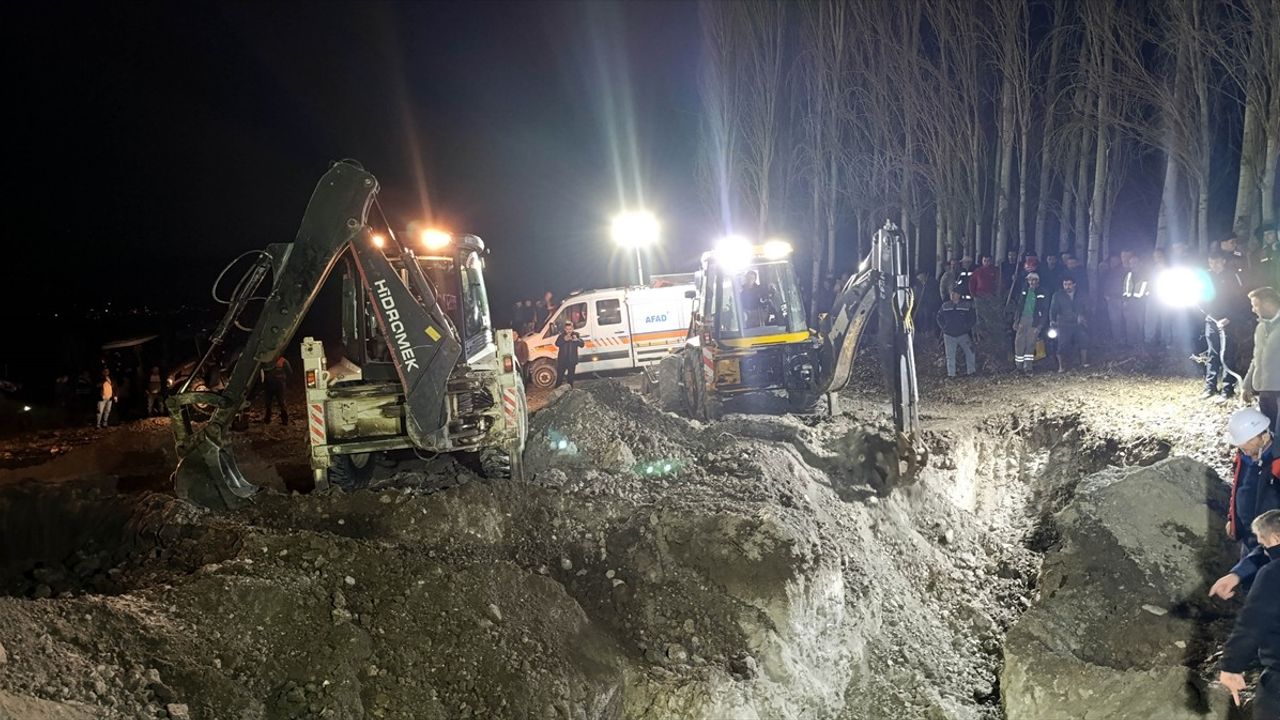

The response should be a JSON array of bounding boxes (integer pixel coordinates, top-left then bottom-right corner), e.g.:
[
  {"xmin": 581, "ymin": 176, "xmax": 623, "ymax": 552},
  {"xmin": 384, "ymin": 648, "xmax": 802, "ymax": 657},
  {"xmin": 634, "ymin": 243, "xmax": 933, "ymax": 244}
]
[{"xmin": 528, "ymin": 359, "xmax": 558, "ymax": 389}]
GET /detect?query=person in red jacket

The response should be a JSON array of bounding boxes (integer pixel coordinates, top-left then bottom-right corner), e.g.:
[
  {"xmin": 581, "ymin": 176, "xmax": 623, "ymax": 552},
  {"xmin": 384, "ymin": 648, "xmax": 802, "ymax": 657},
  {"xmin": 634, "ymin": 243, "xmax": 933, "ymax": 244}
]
[{"xmin": 969, "ymin": 255, "xmax": 999, "ymax": 298}]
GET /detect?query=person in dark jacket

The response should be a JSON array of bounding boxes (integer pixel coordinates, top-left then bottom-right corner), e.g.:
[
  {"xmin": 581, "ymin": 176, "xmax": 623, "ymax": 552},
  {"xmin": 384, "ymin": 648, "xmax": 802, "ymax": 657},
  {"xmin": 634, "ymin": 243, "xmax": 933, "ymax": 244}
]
[
  {"xmin": 1049, "ymin": 276, "xmax": 1089, "ymax": 372},
  {"xmin": 1000, "ymin": 249, "xmax": 1020, "ymax": 295},
  {"xmin": 1211, "ymin": 409, "xmax": 1280, "ymax": 602},
  {"xmin": 261, "ymin": 356, "xmax": 292, "ymax": 425},
  {"xmin": 1204, "ymin": 252, "xmax": 1251, "ymax": 401},
  {"xmin": 1008, "ymin": 273, "xmax": 1049, "ymax": 374},
  {"xmin": 937, "ymin": 290, "xmax": 977, "ymax": 377},
  {"xmin": 555, "ymin": 321, "xmax": 585, "ymax": 387},
  {"xmin": 914, "ymin": 272, "xmax": 943, "ymax": 339},
  {"xmin": 1216, "ymin": 509, "xmax": 1280, "ymax": 715}
]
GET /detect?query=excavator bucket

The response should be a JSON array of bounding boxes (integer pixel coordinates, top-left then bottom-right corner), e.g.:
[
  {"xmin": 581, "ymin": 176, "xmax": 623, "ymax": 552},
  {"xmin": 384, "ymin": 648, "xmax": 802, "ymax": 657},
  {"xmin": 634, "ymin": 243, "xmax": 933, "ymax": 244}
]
[{"xmin": 172, "ymin": 435, "xmax": 259, "ymax": 510}]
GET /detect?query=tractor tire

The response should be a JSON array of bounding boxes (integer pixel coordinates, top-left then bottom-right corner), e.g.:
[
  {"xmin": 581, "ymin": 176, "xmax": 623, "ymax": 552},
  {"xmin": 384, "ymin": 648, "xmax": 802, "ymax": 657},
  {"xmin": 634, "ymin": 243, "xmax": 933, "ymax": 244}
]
[
  {"xmin": 328, "ymin": 452, "xmax": 375, "ymax": 492},
  {"xmin": 480, "ymin": 443, "xmax": 524, "ymax": 481},
  {"xmin": 528, "ymin": 359, "xmax": 558, "ymax": 390}
]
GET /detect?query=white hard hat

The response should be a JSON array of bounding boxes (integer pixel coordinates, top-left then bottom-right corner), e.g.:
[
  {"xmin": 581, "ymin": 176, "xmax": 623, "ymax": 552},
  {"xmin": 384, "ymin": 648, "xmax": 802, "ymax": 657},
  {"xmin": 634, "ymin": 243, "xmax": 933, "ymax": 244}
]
[{"xmin": 1226, "ymin": 408, "xmax": 1271, "ymax": 446}]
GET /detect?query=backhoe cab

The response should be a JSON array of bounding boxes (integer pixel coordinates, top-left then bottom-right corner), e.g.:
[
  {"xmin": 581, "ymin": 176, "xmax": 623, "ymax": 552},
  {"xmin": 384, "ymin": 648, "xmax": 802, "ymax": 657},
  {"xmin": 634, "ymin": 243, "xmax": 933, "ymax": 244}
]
[
  {"xmin": 671, "ymin": 237, "xmax": 818, "ymax": 419},
  {"xmin": 167, "ymin": 161, "xmax": 526, "ymax": 510},
  {"xmin": 660, "ymin": 222, "xmax": 921, "ymax": 443}
]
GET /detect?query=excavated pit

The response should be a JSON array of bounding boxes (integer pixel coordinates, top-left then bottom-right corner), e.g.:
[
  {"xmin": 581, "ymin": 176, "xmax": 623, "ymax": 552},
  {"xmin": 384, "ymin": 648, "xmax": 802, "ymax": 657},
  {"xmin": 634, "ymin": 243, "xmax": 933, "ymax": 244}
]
[{"xmin": 0, "ymin": 377, "xmax": 1241, "ymax": 719}]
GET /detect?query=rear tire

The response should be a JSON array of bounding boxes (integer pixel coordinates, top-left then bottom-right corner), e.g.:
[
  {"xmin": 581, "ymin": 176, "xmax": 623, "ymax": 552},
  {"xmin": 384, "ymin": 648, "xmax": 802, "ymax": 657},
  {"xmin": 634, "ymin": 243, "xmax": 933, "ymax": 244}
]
[
  {"xmin": 329, "ymin": 452, "xmax": 374, "ymax": 492},
  {"xmin": 480, "ymin": 444, "xmax": 523, "ymax": 481},
  {"xmin": 529, "ymin": 359, "xmax": 558, "ymax": 389}
]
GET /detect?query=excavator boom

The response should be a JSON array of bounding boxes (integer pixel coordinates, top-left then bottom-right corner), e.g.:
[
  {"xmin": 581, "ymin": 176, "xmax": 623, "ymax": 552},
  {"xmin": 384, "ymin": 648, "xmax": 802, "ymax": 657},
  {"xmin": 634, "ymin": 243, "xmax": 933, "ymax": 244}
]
[
  {"xmin": 806, "ymin": 221, "xmax": 920, "ymax": 435},
  {"xmin": 168, "ymin": 161, "xmax": 462, "ymax": 509}
]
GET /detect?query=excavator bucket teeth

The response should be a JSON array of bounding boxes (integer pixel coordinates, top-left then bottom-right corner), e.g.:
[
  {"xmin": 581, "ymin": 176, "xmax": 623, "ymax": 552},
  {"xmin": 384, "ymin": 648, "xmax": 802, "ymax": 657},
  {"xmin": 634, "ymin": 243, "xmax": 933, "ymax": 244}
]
[{"xmin": 172, "ymin": 438, "xmax": 259, "ymax": 510}]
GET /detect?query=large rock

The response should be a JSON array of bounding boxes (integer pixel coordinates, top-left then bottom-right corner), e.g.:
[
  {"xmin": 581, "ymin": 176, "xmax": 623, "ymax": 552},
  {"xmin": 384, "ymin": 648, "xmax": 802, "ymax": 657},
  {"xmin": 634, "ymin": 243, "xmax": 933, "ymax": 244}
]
[{"xmin": 1002, "ymin": 457, "xmax": 1239, "ymax": 719}]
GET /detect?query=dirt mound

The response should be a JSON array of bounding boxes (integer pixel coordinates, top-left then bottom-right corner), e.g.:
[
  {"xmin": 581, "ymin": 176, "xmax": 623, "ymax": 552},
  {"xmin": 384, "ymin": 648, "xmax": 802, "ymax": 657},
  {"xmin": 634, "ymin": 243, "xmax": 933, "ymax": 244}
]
[{"xmin": 0, "ymin": 374, "xmax": 1242, "ymax": 719}]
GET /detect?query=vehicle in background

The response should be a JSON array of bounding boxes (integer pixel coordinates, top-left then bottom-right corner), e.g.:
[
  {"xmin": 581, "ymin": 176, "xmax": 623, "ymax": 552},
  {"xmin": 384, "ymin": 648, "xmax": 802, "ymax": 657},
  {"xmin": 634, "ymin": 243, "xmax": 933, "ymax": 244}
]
[{"xmin": 516, "ymin": 279, "xmax": 696, "ymax": 389}]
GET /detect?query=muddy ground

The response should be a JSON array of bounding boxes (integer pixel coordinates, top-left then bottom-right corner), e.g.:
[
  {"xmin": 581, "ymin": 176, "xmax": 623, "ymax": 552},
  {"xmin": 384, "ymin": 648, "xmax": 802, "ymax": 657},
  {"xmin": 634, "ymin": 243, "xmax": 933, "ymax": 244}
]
[{"xmin": 0, "ymin": 357, "xmax": 1247, "ymax": 719}]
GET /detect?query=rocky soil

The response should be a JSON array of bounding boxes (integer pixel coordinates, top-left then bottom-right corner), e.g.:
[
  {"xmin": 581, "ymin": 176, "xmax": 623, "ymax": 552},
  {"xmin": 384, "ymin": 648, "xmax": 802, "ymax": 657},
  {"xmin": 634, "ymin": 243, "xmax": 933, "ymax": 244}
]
[{"xmin": 0, "ymin": 367, "xmax": 1249, "ymax": 719}]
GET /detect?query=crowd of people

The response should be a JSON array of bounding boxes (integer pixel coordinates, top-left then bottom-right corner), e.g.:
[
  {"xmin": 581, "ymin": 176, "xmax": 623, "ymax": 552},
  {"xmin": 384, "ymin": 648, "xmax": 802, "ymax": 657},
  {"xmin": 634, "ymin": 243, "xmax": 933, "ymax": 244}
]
[
  {"xmin": 510, "ymin": 291, "xmax": 559, "ymax": 336},
  {"xmin": 910, "ymin": 228, "xmax": 1280, "ymax": 392}
]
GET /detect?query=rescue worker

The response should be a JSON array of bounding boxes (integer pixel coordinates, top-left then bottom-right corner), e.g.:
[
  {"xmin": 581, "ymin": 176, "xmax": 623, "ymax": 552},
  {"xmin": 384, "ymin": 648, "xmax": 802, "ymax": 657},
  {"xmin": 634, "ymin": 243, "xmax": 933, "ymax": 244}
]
[
  {"xmin": 1244, "ymin": 287, "xmax": 1280, "ymax": 433},
  {"xmin": 96, "ymin": 368, "xmax": 114, "ymax": 428},
  {"xmin": 146, "ymin": 366, "xmax": 163, "ymax": 416},
  {"xmin": 1009, "ymin": 272, "xmax": 1049, "ymax": 375},
  {"xmin": 1121, "ymin": 253, "xmax": 1149, "ymax": 345},
  {"xmin": 1216, "ymin": 509, "xmax": 1280, "ymax": 716},
  {"xmin": 1210, "ymin": 409, "xmax": 1280, "ymax": 602},
  {"xmin": 955, "ymin": 256, "xmax": 975, "ymax": 301},
  {"xmin": 261, "ymin": 356, "xmax": 291, "ymax": 425},
  {"xmin": 936, "ymin": 289, "xmax": 977, "ymax": 378},
  {"xmin": 1050, "ymin": 276, "xmax": 1089, "ymax": 372},
  {"xmin": 1204, "ymin": 252, "xmax": 1250, "ymax": 401},
  {"xmin": 554, "ymin": 320, "xmax": 584, "ymax": 387}
]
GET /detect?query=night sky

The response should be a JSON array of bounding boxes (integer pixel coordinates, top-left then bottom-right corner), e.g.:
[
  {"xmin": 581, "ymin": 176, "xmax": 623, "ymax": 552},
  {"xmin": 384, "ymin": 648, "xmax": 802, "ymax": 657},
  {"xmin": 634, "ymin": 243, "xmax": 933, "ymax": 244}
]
[{"xmin": 9, "ymin": 1, "xmax": 706, "ymax": 316}]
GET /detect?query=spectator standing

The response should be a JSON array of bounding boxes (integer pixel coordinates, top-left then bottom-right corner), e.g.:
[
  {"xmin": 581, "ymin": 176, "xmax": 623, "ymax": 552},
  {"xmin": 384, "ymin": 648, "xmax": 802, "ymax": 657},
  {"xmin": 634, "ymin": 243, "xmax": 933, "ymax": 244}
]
[
  {"xmin": 969, "ymin": 255, "xmax": 999, "ymax": 299},
  {"xmin": 146, "ymin": 366, "xmax": 163, "ymax": 416},
  {"xmin": 1144, "ymin": 250, "xmax": 1172, "ymax": 350},
  {"xmin": 96, "ymin": 369, "xmax": 114, "ymax": 428},
  {"xmin": 1038, "ymin": 255, "xmax": 1062, "ymax": 300},
  {"xmin": 1000, "ymin": 249, "xmax": 1020, "ymax": 295},
  {"xmin": 1204, "ymin": 252, "xmax": 1250, "ymax": 401},
  {"xmin": 1252, "ymin": 224, "xmax": 1280, "ymax": 291},
  {"xmin": 937, "ymin": 290, "xmax": 977, "ymax": 378},
  {"xmin": 554, "ymin": 321, "xmax": 585, "ymax": 387},
  {"xmin": 914, "ymin": 272, "xmax": 942, "ymax": 339},
  {"xmin": 1050, "ymin": 277, "xmax": 1089, "ymax": 372},
  {"xmin": 938, "ymin": 259, "xmax": 959, "ymax": 302},
  {"xmin": 261, "ymin": 356, "xmax": 291, "ymax": 425},
  {"xmin": 1009, "ymin": 272, "xmax": 1049, "ymax": 375},
  {"xmin": 535, "ymin": 291, "xmax": 557, "ymax": 329},
  {"xmin": 1244, "ymin": 287, "xmax": 1280, "ymax": 433},
  {"xmin": 1222, "ymin": 234, "xmax": 1250, "ymax": 278},
  {"xmin": 1216, "ymin": 509, "xmax": 1280, "ymax": 716}
]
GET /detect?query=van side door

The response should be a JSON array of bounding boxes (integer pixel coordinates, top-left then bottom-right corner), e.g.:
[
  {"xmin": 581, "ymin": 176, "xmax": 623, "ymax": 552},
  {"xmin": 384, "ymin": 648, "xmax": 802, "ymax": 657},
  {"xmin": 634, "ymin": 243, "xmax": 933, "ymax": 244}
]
[{"xmin": 582, "ymin": 293, "xmax": 632, "ymax": 372}]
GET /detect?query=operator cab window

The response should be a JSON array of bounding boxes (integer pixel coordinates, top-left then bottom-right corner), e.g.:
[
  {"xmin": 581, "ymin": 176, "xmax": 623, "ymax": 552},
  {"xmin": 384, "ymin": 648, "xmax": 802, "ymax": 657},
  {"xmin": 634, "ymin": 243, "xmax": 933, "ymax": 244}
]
[
  {"xmin": 596, "ymin": 298, "xmax": 622, "ymax": 326},
  {"xmin": 545, "ymin": 302, "xmax": 588, "ymax": 337}
]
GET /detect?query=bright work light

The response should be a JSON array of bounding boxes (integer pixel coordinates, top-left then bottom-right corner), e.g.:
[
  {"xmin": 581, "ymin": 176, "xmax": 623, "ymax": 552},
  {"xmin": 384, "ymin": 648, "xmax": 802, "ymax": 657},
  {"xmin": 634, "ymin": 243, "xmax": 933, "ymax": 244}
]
[
  {"xmin": 713, "ymin": 235, "xmax": 753, "ymax": 274},
  {"xmin": 763, "ymin": 239, "xmax": 793, "ymax": 260},
  {"xmin": 1155, "ymin": 266, "xmax": 1213, "ymax": 309},
  {"xmin": 421, "ymin": 229, "xmax": 452, "ymax": 250}
]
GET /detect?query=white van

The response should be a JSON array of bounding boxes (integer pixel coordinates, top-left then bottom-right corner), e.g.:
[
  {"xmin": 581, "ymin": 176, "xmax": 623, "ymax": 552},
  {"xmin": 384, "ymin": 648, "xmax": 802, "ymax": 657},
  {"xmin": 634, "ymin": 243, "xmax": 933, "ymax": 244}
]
[{"xmin": 517, "ymin": 282, "xmax": 696, "ymax": 388}]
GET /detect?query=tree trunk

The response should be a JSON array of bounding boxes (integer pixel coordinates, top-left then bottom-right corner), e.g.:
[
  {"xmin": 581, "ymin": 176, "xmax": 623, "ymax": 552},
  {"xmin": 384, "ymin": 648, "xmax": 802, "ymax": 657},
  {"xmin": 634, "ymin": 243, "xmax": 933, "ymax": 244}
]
[
  {"xmin": 1234, "ymin": 96, "xmax": 1263, "ymax": 238},
  {"xmin": 1074, "ymin": 124, "xmax": 1091, "ymax": 260},
  {"xmin": 1156, "ymin": 152, "xmax": 1180, "ymax": 249},
  {"xmin": 1033, "ymin": 1, "xmax": 1065, "ymax": 255},
  {"xmin": 995, "ymin": 68, "xmax": 1015, "ymax": 261}
]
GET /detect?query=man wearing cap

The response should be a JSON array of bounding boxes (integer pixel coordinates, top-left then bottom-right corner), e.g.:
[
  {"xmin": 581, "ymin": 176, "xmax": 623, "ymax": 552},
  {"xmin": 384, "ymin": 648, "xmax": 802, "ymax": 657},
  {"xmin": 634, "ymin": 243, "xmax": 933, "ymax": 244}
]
[
  {"xmin": 1009, "ymin": 272, "xmax": 1049, "ymax": 375},
  {"xmin": 1210, "ymin": 408, "xmax": 1280, "ymax": 603},
  {"xmin": 1216, "ymin": 508, "xmax": 1280, "ymax": 716}
]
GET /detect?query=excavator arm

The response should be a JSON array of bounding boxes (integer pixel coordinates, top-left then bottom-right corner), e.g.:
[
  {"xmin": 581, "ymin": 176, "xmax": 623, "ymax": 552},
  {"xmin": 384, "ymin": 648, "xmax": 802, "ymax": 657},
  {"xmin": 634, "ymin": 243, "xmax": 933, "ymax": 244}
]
[
  {"xmin": 804, "ymin": 221, "xmax": 921, "ymax": 437},
  {"xmin": 168, "ymin": 160, "xmax": 462, "ymax": 509}
]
